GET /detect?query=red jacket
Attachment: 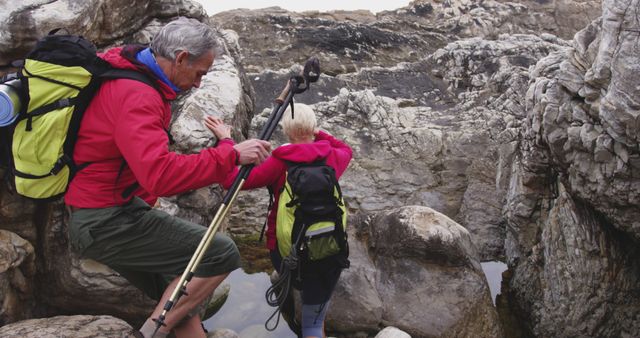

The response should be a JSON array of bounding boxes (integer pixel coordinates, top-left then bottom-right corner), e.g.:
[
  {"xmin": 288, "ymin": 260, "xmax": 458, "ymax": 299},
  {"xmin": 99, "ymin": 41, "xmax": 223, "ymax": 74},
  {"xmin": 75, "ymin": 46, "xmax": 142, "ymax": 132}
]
[
  {"xmin": 222, "ymin": 130, "xmax": 352, "ymax": 250},
  {"xmin": 65, "ymin": 47, "xmax": 238, "ymax": 208}
]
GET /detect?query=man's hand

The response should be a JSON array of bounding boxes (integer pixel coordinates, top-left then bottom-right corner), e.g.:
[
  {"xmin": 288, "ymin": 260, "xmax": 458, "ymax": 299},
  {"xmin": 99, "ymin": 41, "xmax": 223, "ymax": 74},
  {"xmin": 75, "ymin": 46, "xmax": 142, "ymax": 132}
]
[
  {"xmin": 233, "ymin": 139, "xmax": 271, "ymax": 165},
  {"xmin": 204, "ymin": 115, "xmax": 231, "ymax": 140}
]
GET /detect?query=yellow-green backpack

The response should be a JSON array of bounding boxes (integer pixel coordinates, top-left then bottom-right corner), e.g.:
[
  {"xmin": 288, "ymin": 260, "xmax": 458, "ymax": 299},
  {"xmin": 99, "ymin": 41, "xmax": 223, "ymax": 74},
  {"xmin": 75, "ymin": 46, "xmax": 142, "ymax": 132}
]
[{"xmin": 0, "ymin": 30, "xmax": 155, "ymax": 200}]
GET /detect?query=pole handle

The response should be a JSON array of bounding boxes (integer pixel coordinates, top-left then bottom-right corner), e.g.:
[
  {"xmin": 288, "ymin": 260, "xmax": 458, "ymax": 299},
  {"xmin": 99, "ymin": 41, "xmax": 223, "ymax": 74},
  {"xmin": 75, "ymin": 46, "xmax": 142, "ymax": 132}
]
[{"xmin": 275, "ymin": 80, "xmax": 292, "ymax": 104}]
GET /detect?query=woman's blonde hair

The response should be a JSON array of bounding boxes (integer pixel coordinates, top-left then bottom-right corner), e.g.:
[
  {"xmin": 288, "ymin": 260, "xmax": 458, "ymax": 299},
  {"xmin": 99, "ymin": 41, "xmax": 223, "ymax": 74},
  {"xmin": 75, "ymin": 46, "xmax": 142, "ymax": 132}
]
[{"xmin": 282, "ymin": 103, "xmax": 316, "ymax": 141}]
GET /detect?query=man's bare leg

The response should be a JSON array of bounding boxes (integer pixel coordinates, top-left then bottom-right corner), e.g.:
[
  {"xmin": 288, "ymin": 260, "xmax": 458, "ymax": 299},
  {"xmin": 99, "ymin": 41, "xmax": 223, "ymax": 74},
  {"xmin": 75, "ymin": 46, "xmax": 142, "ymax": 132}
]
[
  {"xmin": 141, "ymin": 273, "xmax": 229, "ymax": 338},
  {"xmin": 173, "ymin": 315, "xmax": 207, "ymax": 338}
]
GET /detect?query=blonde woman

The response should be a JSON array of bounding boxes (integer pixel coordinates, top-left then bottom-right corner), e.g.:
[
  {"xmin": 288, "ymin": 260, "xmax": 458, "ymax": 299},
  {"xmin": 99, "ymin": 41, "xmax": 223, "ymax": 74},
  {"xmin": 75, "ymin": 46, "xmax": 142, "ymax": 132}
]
[{"xmin": 220, "ymin": 103, "xmax": 352, "ymax": 338}]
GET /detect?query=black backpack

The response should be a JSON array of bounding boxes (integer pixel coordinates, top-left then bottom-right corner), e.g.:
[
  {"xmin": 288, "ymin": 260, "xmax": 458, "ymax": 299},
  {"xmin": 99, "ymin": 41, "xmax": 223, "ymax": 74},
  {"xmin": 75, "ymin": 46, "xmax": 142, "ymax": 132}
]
[
  {"xmin": 276, "ymin": 159, "xmax": 349, "ymax": 263},
  {"xmin": 265, "ymin": 159, "xmax": 349, "ymax": 332}
]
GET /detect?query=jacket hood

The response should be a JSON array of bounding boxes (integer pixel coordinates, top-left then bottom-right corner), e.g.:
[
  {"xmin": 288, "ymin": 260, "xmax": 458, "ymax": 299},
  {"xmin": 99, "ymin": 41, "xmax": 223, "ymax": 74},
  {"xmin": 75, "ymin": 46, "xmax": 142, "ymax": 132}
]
[
  {"xmin": 272, "ymin": 140, "xmax": 333, "ymax": 163},
  {"xmin": 99, "ymin": 46, "xmax": 177, "ymax": 101}
]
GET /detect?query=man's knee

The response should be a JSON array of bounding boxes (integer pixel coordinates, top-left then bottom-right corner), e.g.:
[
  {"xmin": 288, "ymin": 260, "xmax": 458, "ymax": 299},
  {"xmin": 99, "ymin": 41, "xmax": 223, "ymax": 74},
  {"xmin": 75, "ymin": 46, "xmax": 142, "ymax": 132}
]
[{"xmin": 197, "ymin": 233, "xmax": 240, "ymax": 275}]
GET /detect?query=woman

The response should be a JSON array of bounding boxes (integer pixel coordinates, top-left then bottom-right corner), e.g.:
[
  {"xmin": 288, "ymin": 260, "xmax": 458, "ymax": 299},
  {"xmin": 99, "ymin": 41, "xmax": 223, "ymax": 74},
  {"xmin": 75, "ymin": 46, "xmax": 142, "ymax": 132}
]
[{"xmin": 209, "ymin": 103, "xmax": 352, "ymax": 338}]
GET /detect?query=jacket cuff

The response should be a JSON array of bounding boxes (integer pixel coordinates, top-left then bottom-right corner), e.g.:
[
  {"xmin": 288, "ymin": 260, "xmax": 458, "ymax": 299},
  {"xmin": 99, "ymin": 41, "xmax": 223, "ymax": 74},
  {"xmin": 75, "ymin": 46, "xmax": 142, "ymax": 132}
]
[
  {"xmin": 233, "ymin": 147, "xmax": 240, "ymax": 165},
  {"xmin": 217, "ymin": 137, "xmax": 235, "ymax": 146}
]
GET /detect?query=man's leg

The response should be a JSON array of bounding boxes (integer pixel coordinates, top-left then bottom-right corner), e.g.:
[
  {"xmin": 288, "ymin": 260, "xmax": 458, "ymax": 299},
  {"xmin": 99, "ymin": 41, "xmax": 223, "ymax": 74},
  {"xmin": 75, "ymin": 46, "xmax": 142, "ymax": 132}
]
[
  {"xmin": 144, "ymin": 274, "xmax": 228, "ymax": 338},
  {"xmin": 70, "ymin": 198, "xmax": 240, "ymax": 338}
]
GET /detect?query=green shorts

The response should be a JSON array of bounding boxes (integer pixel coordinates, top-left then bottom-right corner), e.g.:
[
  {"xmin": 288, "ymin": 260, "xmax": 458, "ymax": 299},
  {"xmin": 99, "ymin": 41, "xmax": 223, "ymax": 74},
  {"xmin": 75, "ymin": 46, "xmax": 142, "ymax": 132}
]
[{"xmin": 68, "ymin": 197, "xmax": 240, "ymax": 300}]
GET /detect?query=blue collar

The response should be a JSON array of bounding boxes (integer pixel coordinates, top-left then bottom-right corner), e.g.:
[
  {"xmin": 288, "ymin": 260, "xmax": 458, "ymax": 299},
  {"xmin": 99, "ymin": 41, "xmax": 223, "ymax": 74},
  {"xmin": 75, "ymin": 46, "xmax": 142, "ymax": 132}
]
[{"xmin": 135, "ymin": 47, "xmax": 181, "ymax": 93}]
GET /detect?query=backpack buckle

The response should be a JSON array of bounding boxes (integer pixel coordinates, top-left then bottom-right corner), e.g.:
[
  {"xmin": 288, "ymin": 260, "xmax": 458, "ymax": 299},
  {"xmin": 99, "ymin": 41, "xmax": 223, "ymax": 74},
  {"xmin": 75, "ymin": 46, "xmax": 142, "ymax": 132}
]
[{"xmin": 50, "ymin": 155, "xmax": 69, "ymax": 175}]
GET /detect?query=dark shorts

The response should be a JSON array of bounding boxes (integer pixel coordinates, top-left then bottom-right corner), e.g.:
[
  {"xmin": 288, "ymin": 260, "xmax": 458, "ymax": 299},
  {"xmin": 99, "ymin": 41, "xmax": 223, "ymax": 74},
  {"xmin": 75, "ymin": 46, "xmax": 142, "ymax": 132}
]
[
  {"xmin": 270, "ymin": 250, "xmax": 342, "ymax": 305},
  {"xmin": 68, "ymin": 197, "xmax": 240, "ymax": 300}
]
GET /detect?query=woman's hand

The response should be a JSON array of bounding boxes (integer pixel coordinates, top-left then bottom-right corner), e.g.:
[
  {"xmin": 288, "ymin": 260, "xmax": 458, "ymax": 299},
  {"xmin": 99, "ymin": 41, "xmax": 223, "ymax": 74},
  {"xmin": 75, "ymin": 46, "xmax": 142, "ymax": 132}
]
[{"xmin": 204, "ymin": 115, "xmax": 231, "ymax": 140}]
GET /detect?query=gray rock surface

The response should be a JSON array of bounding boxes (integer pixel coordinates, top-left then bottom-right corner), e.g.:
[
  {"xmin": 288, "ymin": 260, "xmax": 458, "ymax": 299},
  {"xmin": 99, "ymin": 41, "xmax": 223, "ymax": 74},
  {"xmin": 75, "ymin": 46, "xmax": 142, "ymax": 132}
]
[
  {"xmin": 0, "ymin": 230, "xmax": 36, "ymax": 326},
  {"xmin": 226, "ymin": 33, "xmax": 568, "ymax": 261},
  {"xmin": 0, "ymin": 315, "xmax": 131, "ymax": 338},
  {"xmin": 212, "ymin": 0, "xmax": 599, "ymax": 75},
  {"xmin": 503, "ymin": 0, "xmax": 640, "ymax": 336},
  {"xmin": 375, "ymin": 327, "xmax": 412, "ymax": 338},
  {"xmin": 207, "ymin": 328, "xmax": 241, "ymax": 338},
  {"xmin": 0, "ymin": 0, "xmax": 205, "ymax": 65},
  {"xmin": 329, "ymin": 206, "xmax": 502, "ymax": 337}
]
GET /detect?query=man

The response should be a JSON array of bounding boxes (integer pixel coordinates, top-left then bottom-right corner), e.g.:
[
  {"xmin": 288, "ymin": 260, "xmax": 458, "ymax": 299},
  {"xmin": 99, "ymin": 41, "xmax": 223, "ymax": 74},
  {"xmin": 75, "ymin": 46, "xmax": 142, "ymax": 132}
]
[{"xmin": 64, "ymin": 18, "xmax": 271, "ymax": 338}]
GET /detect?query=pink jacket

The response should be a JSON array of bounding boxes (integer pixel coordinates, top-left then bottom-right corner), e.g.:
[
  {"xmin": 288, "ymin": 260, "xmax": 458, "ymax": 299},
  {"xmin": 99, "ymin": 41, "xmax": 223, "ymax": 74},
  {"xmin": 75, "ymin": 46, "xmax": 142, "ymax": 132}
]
[
  {"xmin": 222, "ymin": 130, "xmax": 352, "ymax": 250},
  {"xmin": 65, "ymin": 46, "xmax": 238, "ymax": 208}
]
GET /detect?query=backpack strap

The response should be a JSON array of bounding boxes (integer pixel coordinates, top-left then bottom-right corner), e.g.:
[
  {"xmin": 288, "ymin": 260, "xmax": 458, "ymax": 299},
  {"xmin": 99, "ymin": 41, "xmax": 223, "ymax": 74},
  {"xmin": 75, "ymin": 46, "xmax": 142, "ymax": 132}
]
[
  {"xmin": 331, "ymin": 207, "xmax": 350, "ymax": 268},
  {"xmin": 100, "ymin": 68, "xmax": 160, "ymax": 92},
  {"xmin": 259, "ymin": 186, "xmax": 276, "ymax": 242},
  {"xmin": 98, "ymin": 69, "xmax": 162, "ymax": 201}
]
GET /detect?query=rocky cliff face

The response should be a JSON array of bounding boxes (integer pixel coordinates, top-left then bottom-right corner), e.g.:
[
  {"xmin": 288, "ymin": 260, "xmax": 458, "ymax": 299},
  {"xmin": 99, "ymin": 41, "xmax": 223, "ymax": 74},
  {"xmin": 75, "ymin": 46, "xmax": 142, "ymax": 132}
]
[
  {"xmin": 213, "ymin": 0, "xmax": 588, "ymax": 261},
  {"xmin": 504, "ymin": 0, "xmax": 640, "ymax": 335}
]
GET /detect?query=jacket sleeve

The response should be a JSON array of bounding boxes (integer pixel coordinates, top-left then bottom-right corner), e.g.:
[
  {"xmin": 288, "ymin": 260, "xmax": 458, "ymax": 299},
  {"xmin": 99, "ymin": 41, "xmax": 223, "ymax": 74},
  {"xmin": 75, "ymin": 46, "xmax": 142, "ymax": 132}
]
[
  {"xmin": 221, "ymin": 156, "xmax": 285, "ymax": 191},
  {"xmin": 315, "ymin": 130, "xmax": 353, "ymax": 177},
  {"xmin": 113, "ymin": 90, "xmax": 239, "ymax": 197}
]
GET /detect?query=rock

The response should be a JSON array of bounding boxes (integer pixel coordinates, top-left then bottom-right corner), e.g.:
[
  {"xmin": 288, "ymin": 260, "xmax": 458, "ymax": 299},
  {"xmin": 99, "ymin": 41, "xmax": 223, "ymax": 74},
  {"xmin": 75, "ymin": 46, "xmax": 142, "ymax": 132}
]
[
  {"xmin": 505, "ymin": 184, "xmax": 640, "ymax": 337},
  {"xmin": 0, "ymin": 315, "xmax": 131, "ymax": 338},
  {"xmin": 206, "ymin": 328, "xmax": 240, "ymax": 338},
  {"xmin": 0, "ymin": 230, "xmax": 36, "ymax": 326},
  {"xmin": 212, "ymin": 0, "xmax": 598, "ymax": 75},
  {"xmin": 202, "ymin": 284, "xmax": 231, "ymax": 321},
  {"xmin": 375, "ymin": 326, "xmax": 412, "ymax": 338},
  {"xmin": 328, "ymin": 206, "xmax": 503, "ymax": 337},
  {"xmin": 504, "ymin": 0, "xmax": 640, "ymax": 335},
  {"xmin": 522, "ymin": 0, "xmax": 640, "ymax": 240},
  {"xmin": 0, "ymin": 0, "xmax": 206, "ymax": 64}
]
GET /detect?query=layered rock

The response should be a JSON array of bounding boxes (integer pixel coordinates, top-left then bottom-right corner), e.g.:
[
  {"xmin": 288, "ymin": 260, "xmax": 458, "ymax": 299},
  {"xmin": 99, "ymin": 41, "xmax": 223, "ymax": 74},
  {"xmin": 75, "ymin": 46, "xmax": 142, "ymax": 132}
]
[
  {"xmin": 504, "ymin": 0, "xmax": 640, "ymax": 335},
  {"xmin": 211, "ymin": 0, "xmax": 599, "ymax": 75},
  {"xmin": 225, "ymin": 33, "xmax": 569, "ymax": 261}
]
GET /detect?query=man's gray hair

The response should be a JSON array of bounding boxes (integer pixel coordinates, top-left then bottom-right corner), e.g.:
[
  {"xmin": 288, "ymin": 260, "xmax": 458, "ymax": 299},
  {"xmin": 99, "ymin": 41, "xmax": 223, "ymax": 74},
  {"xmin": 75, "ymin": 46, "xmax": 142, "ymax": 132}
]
[{"xmin": 151, "ymin": 17, "xmax": 222, "ymax": 61}]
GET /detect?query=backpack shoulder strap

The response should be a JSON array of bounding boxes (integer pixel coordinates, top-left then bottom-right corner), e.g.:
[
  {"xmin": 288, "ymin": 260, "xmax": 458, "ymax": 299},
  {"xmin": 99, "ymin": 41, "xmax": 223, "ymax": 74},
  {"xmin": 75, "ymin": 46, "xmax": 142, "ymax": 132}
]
[{"xmin": 99, "ymin": 68, "xmax": 160, "ymax": 94}]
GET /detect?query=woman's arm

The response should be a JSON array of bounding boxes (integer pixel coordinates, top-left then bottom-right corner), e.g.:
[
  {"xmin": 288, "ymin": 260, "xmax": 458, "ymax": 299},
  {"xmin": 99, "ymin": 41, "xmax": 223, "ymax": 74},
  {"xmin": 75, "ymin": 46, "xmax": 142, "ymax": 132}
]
[
  {"xmin": 315, "ymin": 130, "xmax": 353, "ymax": 177},
  {"xmin": 221, "ymin": 156, "xmax": 285, "ymax": 190}
]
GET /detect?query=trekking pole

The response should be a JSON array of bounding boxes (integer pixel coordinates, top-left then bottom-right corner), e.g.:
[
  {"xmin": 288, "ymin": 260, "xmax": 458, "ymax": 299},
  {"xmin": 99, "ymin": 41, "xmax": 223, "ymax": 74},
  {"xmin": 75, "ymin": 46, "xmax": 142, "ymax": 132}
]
[{"xmin": 152, "ymin": 57, "xmax": 320, "ymax": 335}]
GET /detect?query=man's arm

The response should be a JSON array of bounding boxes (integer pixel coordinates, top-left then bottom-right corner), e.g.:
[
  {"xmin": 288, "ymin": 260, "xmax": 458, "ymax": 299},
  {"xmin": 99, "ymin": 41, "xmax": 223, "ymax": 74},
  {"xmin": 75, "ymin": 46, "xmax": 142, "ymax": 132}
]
[{"xmin": 113, "ymin": 92, "xmax": 265, "ymax": 197}]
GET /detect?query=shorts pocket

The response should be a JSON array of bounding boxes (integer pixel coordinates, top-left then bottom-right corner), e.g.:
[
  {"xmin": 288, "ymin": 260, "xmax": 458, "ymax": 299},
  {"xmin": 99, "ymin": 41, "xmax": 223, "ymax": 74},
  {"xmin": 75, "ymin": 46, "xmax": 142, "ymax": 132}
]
[{"xmin": 68, "ymin": 215, "xmax": 94, "ymax": 254}]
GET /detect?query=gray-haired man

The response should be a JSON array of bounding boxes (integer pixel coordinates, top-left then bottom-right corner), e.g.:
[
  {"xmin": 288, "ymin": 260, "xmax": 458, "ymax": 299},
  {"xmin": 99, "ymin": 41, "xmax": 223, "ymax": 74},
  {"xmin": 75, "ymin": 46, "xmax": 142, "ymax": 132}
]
[{"xmin": 64, "ymin": 18, "xmax": 270, "ymax": 338}]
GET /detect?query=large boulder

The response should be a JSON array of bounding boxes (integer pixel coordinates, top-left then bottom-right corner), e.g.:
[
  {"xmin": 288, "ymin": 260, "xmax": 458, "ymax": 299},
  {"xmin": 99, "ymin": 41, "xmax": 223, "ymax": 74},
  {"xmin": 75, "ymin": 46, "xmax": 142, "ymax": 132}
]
[{"xmin": 328, "ymin": 206, "xmax": 503, "ymax": 337}]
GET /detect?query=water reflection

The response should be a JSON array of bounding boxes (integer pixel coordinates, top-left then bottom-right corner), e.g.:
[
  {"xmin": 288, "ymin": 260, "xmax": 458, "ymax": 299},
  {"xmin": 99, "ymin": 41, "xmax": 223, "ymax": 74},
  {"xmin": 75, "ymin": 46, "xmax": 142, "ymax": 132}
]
[
  {"xmin": 203, "ymin": 268, "xmax": 298, "ymax": 338},
  {"xmin": 205, "ymin": 256, "xmax": 508, "ymax": 336},
  {"xmin": 481, "ymin": 261, "xmax": 508, "ymax": 305}
]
